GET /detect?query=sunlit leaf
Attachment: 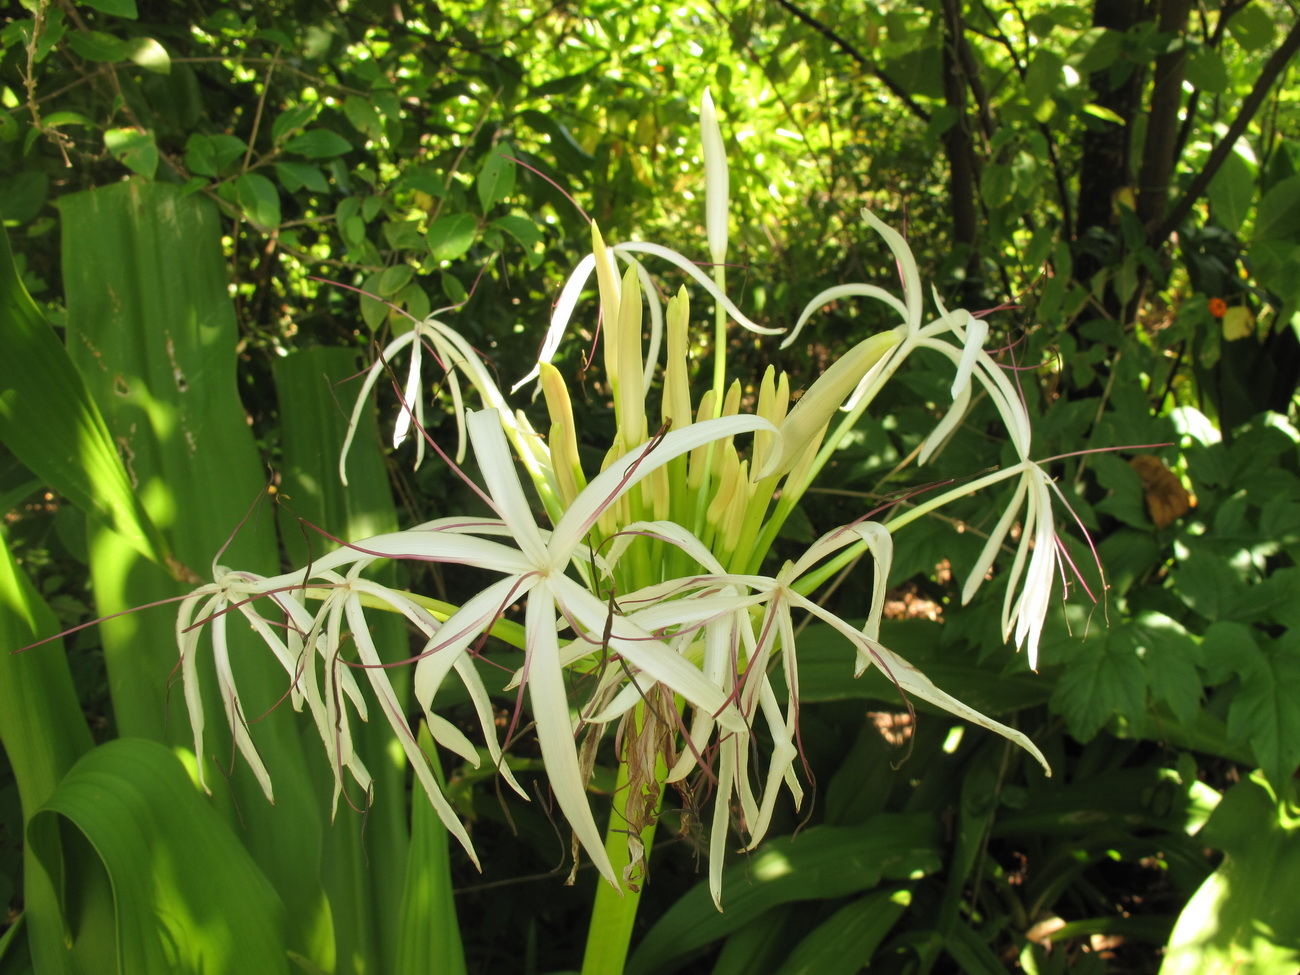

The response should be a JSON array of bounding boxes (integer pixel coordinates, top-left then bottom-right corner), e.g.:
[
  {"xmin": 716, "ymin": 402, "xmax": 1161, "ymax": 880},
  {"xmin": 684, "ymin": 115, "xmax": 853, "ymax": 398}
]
[
  {"xmin": 104, "ymin": 128, "xmax": 158, "ymax": 178},
  {"xmin": 427, "ymin": 213, "xmax": 476, "ymax": 262}
]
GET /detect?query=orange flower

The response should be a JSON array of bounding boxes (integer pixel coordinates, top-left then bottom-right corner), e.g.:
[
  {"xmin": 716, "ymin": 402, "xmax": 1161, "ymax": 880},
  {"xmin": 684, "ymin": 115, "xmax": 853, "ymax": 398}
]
[{"xmin": 1208, "ymin": 297, "xmax": 1228, "ymax": 318}]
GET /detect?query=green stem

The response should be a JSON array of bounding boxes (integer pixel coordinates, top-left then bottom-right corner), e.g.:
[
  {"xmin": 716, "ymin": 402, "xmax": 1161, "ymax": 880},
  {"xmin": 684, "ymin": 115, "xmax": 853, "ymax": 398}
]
[
  {"xmin": 710, "ymin": 264, "xmax": 727, "ymax": 413},
  {"xmin": 580, "ymin": 711, "xmax": 667, "ymax": 975}
]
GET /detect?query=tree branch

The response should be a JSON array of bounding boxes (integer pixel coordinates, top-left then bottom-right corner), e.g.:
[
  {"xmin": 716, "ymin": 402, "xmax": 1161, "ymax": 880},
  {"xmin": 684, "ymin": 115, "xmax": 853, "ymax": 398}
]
[
  {"xmin": 1152, "ymin": 16, "xmax": 1300, "ymax": 244},
  {"xmin": 771, "ymin": 0, "xmax": 931, "ymax": 123}
]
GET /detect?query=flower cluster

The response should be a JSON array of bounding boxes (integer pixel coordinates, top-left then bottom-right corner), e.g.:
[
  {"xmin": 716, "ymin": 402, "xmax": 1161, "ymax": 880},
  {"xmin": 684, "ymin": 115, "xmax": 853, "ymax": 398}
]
[{"xmin": 178, "ymin": 92, "xmax": 1067, "ymax": 907}]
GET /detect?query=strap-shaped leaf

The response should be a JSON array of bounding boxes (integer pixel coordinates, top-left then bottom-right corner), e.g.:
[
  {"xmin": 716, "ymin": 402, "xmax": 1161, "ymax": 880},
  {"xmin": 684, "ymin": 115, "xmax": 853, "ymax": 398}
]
[
  {"xmin": 27, "ymin": 739, "xmax": 289, "ymax": 975},
  {"xmin": 0, "ymin": 223, "xmax": 170, "ymax": 570}
]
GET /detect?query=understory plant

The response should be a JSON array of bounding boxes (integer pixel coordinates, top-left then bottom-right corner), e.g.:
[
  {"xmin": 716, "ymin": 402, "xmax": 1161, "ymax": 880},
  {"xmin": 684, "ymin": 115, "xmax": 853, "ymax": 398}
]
[{"xmin": 175, "ymin": 92, "xmax": 1079, "ymax": 970}]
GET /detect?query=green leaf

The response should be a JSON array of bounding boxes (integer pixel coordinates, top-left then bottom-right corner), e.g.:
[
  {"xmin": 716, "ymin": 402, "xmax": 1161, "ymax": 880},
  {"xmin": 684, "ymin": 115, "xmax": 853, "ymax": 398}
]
[
  {"xmin": 104, "ymin": 128, "xmax": 157, "ymax": 178},
  {"xmin": 58, "ymin": 181, "xmax": 332, "ymax": 959},
  {"xmin": 66, "ymin": 29, "xmax": 128, "ymax": 62},
  {"xmin": 1161, "ymin": 775, "xmax": 1300, "ymax": 974},
  {"xmin": 78, "ymin": 0, "xmax": 138, "ymax": 17},
  {"xmin": 284, "ymin": 128, "xmax": 352, "ymax": 159},
  {"xmin": 376, "ymin": 263, "xmax": 413, "ymax": 297},
  {"xmin": 0, "ymin": 224, "xmax": 168, "ymax": 567},
  {"xmin": 476, "ymin": 144, "xmax": 515, "ymax": 212},
  {"xmin": 273, "ymin": 161, "xmax": 329, "ymax": 194},
  {"xmin": 184, "ymin": 133, "xmax": 246, "ymax": 177},
  {"xmin": 271, "ymin": 104, "xmax": 316, "ymax": 144},
  {"xmin": 1254, "ymin": 175, "xmax": 1300, "ymax": 243},
  {"xmin": 772, "ymin": 888, "xmax": 911, "ymax": 975},
  {"xmin": 627, "ymin": 817, "xmax": 940, "ymax": 975},
  {"xmin": 490, "ymin": 215, "xmax": 543, "ymax": 259},
  {"xmin": 343, "ymin": 95, "xmax": 384, "ymax": 142},
  {"xmin": 1208, "ymin": 150, "xmax": 1256, "ymax": 233},
  {"xmin": 1131, "ymin": 612, "xmax": 1202, "ymax": 725},
  {"xmin": 28, "ymin": 739, "xmax": 290, "ymax": 974},
  {"xmin": 1226, "ymin": 4, "xmax": 1275, "ymax": 52},
  {"xmin": 0, "ymin": 532, "xmax": 97, "ymax": 974},
  {"xmin": 360, "ymin": 271, "xmax": 388, "ymax": 330},
  {"xmin": 1227, "ymin": 640, "xmax": 1300, "ymax": 791},
  {"xmin": 1184, "ymin": 46, "xmax": 1229, "ymax": 94},
  {"xmin": 393, "ymin": 728, "xmax": 466, "ymax": 975},
  {"xmin": 124, "ymin": 35, "xmax": 168, "ymax": 73},
  {"xmin": 235, "ymin": 172, "xmax": 281, "ymax": 228},
  {"xmin": 1050, "ymin": 629, "xmax": 1147, "ymax": 741},
  {"xmin": 426, "ymin": 213, "xmax": 476, "ymax": 262},
  {"xmin": 1082, "ymin": 103, "xmax": 1124, "ymax": 124}
]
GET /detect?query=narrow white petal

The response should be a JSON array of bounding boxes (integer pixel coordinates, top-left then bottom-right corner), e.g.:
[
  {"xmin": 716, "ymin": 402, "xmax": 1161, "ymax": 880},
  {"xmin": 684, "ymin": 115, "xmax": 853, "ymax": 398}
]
[
  {"xmin": 467, "ymin": 409, "xmax": 550, "ymax": 566},
  {"xmin": 526, "ymin": 583, "xmax": 619, "ymax": 887},
  {"xmin": 513, "ymin": 253, "xmax": 597, "ymax": 393},
  {"xmin": 611, "ymin": 242, "xmax": 782, "ymax": 335},
  {"xmin": 780, "ymin": 283, "xmax": 910, "ymax": 350}
]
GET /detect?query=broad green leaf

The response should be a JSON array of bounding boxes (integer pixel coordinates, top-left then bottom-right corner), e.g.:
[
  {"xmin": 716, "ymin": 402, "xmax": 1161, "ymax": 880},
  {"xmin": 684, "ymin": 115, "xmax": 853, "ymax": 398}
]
[
  {"xmin": 476, "ymin": 144, "xmax": 516, "ymax": 212},
  {"xmin": 0, "ymin": 223, "xmax": 168, "ymax": 567},
  {"xmin": 1207, "ymin": 150, "xmax": 1256, "ymax": 234},
  {"xmin": 1049, "ymin": 629, "xmax": 1147, "ymax": 741},
  {"xmin": 1131, "ymin": 612, "xmax": 1203, "ymax": 725},
  {"xmin": 360, "ymin": 270, "xmax": 388, "ymax": 329},
  {"xmin": 1254, "ymin": 175, "xmax": 1300, "ymax": 243},
  {"xmin": 394, "ymin": 727, "xmax": 465, "ymax": 975},
  {"xmin": 1161, "ymin": 775, "xmax": 1300, "ymax": 974},
  {"xmin": 124, "ymin": 36, "xmax": 168, "ymax": 73},
  {"xmin": 490, "ymin": 214, "xmax": 542, "ymax": 251},
  {"xmin": 378, "ymin": 265, "xmax": 413, "ymax": 298},
  {"xmin": 65, "ymin": 29, "xmax": 127, "ymax": 61},
  {"xmin": 104, "ymin": 128, "xmax": 157, "ymax": 178},
  {"xmin": 626, "ymin": 816, "xmax": 940, "ymax": 975},
  {"xmin": 235, "ymin": 171, "xmax": 281, "ymax": 228},
  {"xmin": 0, "ymin": 532, "xmax": 95, "ymax": 975},
  {"xmin": 184, "ymin": 133, "xmax": 246, "ymax": 177},
  {"xmin": 344, "ymin": 95, "xmax": 384, "ymax": 142},
  {"xmin": 271, "ymin": 104, "xmax": 316, "ymax": 144},
  {"xmin": 0, "ymin": 169, "xmax": 49, "ymax": 222},
  {"xmin": 78, "ymin": 0, "xmax": 137, "ymax": 17},
  {"xmin": 772, "ymin": 888, "xmax": 911, "ymax": 975},
  {"xmin": 1184, "ymin": 46, "xmax": 1229, "ymax": 94},
  {"xmin": 427, "ymin": 213, "xmax": 476, "ymax": 262},
  {"xmin": 273, "ymin": 161, "xmax": 329, "ymax": 194},
  {"xmin": 28, "ymin": 739, "xmax": 290, "ymax": 975},
  {"xmin": 272, "ymin": 347, "xmax": 410, "ymax": 975},
  {"xmin": 59, "ymin": 182, "xmax": 332, "ymax": 963},
  {"xmin": 1227, "ymin": 4, "xmax": 1275, "ymax": 51},
  {"xmin": 284, "ymin": 128, "xmax": 352, "ymax": 159},
  {"xmin": 1227, "ymin": 638, "xmax": 1300, "ymax": 791}
]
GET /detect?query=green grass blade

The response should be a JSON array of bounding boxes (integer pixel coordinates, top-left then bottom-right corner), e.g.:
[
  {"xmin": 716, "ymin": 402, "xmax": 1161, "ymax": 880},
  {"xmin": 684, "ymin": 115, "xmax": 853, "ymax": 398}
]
[
  {"xmin": 27, "ymin": 739, "xmax": 290, "ymax": 975},
  {"xmin": 0, "ymin": 225, "xmax": 169, "ymax": 570}
]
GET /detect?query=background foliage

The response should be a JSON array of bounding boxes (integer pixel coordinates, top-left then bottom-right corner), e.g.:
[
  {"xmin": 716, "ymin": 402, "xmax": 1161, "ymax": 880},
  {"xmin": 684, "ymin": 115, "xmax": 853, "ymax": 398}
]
[{"xmin": 2, "ymin": 0, "xmax": 1299, "ymax": 972}]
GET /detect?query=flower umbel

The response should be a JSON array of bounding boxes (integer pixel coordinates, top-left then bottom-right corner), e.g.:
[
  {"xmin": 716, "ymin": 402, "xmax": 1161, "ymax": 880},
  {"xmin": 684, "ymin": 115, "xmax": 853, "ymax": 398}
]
[{"xmin": 177, "ymin": 93, "xmax": 1078, "ymax": 908}]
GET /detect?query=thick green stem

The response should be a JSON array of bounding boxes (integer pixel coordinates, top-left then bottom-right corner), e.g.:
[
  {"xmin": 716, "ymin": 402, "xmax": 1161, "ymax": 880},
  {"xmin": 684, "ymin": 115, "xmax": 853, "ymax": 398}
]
[{"xmin": 579, "ymin": 714, "xmax": 667, "ymax": 975}]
